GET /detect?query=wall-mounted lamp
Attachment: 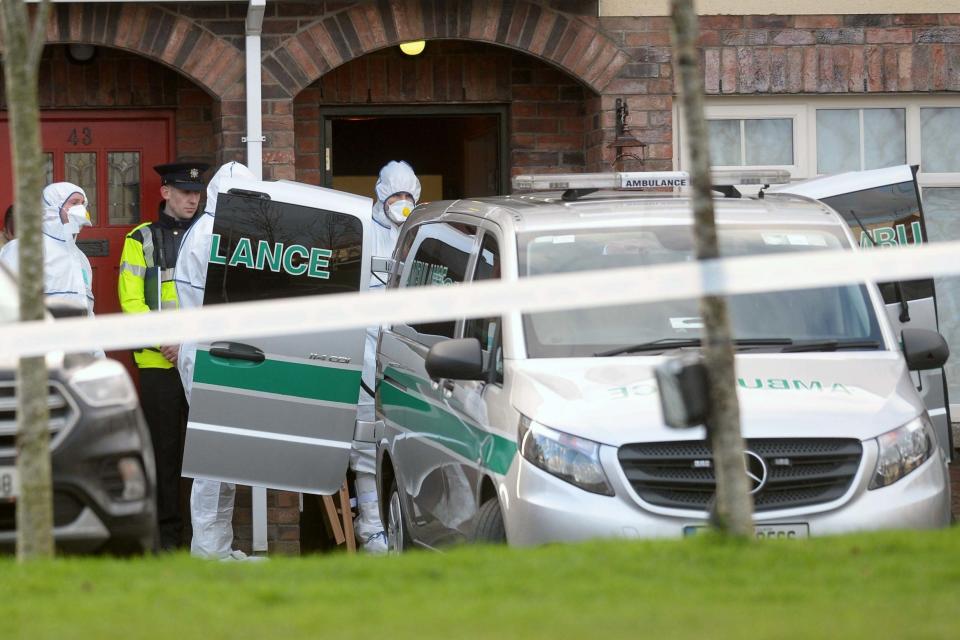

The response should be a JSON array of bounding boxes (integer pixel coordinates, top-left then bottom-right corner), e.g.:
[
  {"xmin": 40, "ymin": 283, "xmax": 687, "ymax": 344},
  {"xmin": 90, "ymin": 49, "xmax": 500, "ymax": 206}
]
[
  {"xmin": 67, "ymin": 43, "xmax": 97, "ymax": 64},
  {"xmin": 399, "ymin": 40, "xmax": 426, "ymax": 56},
  {"xmin": 607, "ymin": 97, "xmax": 647, "ymax": 168}
]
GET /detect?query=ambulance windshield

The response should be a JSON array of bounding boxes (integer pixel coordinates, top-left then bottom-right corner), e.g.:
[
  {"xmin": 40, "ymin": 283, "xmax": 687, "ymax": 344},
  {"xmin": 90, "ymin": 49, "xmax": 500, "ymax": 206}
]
[{"xmin": 518, "ymin": 225, "xmax": 883, "ymax": 358}]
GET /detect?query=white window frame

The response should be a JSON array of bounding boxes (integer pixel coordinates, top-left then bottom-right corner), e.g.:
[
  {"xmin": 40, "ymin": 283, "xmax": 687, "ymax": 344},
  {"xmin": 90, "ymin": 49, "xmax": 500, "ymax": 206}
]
[
  {"xmin": 676, "ymin": 95, "xmax": 960, "ymax": 189},
  {"xmin": 812, "ymin": 106, "xmax": 909, "ymax": 175},
  {"xmin": 675, "ymin": 103, "xmax": 807, "ymax": 178}
]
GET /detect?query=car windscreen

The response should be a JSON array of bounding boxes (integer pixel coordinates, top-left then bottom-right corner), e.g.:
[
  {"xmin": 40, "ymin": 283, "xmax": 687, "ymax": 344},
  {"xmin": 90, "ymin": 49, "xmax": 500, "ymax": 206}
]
[{"xmin": 517, "ymin": 225, "xmax": 884, "ymax": 358}]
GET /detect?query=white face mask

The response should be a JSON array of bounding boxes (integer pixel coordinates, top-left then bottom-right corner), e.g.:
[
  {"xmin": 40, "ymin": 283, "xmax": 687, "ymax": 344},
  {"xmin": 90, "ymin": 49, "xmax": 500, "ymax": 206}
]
[
  {"xmin": 386, "ymin": 200, "xmax": 414, "ymax": 225},
  {"xmin": 66, "ymin": 204, "xmax": 91, "ymax": 228},
  {"xmin": 62, "ymin": 220, "xmax": 80, "ymax": 243}
]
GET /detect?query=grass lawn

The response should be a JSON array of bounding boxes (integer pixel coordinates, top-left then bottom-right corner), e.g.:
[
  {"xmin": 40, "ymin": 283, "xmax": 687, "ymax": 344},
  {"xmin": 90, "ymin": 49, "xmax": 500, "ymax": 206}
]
[{"xmin": 3, "ymin": 528, "xmax": 960, "ymax": 639}]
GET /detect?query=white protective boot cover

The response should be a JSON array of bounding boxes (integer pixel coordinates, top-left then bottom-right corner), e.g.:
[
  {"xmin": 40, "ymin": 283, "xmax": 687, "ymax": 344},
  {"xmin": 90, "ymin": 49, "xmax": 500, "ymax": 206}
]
[
  {"xmin": 353, "ymin": 470, "xmax": 386, "ymax": 553},
  {"xmin": 190, "ymin": 479, "xmax": 237, "ymax": 558}
]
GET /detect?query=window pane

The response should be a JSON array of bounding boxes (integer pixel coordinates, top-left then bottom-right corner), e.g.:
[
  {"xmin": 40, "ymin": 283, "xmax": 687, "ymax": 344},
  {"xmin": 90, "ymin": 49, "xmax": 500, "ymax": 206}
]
[
  {"xmin": 203, "ymin": 193, "xmax": 363, "ymax": 305},
  {"xmin": 922, "ymin": 187, "xmax": 960, "ymax": 402},
  {"xmin": 108, "ymin": 151, "xmax": 141, "ymax": 225},
  {"xmin": 464, "ymin": 233, "xmax": 500, "ymax": 350},
  {"xmin": 465, "ymin": 233, "xmax": 503, "ymax": 381},
  {"xmin": 863, "ymin": 108, "xmax": 905, "ymax": 170},
  {"xmin": 64, "ymin": 152, "xmax": 97, "ymax": 225},
  {"xmin": 43, "ymin": 153, "xmax": 53, "ymax": 185},
  {"xmin": 921, "ymin": 108, "xmax": 960, "ymax": 173},
  {"xmin": 817, "ymin": 109, "xmax": 859, "ymax": 174},
  {"xmin": 404, "ymin": 222, "xmax": 476, "ymax": 339},
  {"xmin": 744, "ymin": 118, "xmax": 793, "ymax": 166},
  {"xmin": 707, "ymin": 119, "xmax": 741, "ymax": 166}
]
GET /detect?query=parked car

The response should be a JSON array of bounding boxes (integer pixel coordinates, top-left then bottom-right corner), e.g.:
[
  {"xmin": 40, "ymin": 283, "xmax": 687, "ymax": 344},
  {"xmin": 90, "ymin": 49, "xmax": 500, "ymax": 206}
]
[
  {"xmin": 373, "ymin": 173, "xmax": 952, "ymax": 549},
  {"xmin": 0, "ymin": 265, "xmax": 157, "ymax": 554}
]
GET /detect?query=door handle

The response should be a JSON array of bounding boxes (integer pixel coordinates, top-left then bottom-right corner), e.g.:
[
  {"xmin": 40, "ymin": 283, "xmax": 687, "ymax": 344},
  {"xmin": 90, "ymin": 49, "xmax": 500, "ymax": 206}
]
[{"xmin": 209, "ymin": 341, "xmax": 265, "ymax": 363}]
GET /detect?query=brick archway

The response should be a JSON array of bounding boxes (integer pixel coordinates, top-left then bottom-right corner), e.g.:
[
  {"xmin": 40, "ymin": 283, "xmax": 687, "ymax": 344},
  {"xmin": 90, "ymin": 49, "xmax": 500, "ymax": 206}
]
[
  {"xmin": 16, "ymin": 4, "xmax": 246, "ymax": 100},
  {"xmin": 266, "ymin": 0, "xmax": 629, "ymax": 99}
]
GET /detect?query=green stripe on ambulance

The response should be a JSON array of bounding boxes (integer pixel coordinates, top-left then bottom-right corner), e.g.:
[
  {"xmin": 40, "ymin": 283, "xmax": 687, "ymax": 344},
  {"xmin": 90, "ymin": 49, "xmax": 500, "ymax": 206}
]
[{"xmin": 194, "ymin": 349, "xmax": 360, "ymax": 404}]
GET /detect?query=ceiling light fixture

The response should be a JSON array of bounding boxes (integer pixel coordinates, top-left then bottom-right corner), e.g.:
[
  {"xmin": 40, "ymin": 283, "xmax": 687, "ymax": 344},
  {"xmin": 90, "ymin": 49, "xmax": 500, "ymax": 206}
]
[
  {"xmin": 399, "ymin": 40, "xmax": 426, "ymax": 56},
  {"xmin": 67, "ymin": 43, "xmax": 97, "ymax": 64}
]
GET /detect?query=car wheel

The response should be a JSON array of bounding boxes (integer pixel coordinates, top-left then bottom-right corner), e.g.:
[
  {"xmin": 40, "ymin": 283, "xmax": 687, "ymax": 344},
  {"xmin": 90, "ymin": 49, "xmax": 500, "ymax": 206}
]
[
  {"xmin": 472, "ymin": 497, "xmax": 506, "ymax": 544},
  {"xmin": 386, "ymin": 479, "xmax": 411, "ymax": 554}
]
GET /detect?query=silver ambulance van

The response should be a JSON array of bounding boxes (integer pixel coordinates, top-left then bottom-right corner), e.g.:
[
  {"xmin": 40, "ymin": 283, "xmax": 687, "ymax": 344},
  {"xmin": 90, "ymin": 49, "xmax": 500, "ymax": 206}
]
[{"xmin": 373, "ymin": 172, "xmax": 952, "ymax": 549}]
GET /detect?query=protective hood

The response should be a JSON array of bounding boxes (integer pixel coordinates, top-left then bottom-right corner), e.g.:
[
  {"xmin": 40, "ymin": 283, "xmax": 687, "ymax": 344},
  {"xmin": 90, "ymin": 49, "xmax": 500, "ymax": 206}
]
[
  {"xmin": 205, "ymin": 161, "xmax": 256, "ymax": 215},
  {"xmin": 372, "ymin": 160, "xmax": 421, "ymax": 229},
  {"xmin": 41, "ymin": 182, "xmax": 87, "ymax": 240},
  {"xmin": 508, "ymin": 352, "xmax": 924, "ymax": 447}
]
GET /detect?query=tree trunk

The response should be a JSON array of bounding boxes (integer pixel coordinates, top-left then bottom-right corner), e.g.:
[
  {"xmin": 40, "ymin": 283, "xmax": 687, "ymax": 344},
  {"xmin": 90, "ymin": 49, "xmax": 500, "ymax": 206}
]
[
  {"xmin": 670, "ymin": 0, "xmax": 753, "ymax": 537},
  {"xmin": 0, "ymin": 0, "xmax": 54, "ymax": 560}
]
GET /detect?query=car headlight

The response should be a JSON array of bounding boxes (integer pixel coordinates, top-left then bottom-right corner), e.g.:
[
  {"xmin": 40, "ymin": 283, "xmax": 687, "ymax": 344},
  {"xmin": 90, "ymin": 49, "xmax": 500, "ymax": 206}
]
[
  {"xmin": 70, "ymin": 359, "xmax": 137, "ymax": 408},
  {"xmin": 869, "ymin": 415, "xmax": 936, "ymax": 490},
  {"xmin": 518, "ymin": 416, "xmax": 614, "ymax": 496}
]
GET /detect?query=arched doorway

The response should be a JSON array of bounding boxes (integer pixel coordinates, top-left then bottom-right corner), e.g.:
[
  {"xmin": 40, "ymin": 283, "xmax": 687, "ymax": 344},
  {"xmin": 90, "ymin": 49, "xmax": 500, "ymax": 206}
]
[{"xmin": 294, "ymin": 40, "xmax": 598, "ymax": 199}]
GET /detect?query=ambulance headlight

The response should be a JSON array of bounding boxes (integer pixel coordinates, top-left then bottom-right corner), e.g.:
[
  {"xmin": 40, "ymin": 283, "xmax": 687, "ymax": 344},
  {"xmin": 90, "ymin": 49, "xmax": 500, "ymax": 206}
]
[
  {"xmin": 869, "ymin": 415, "xmax": 935, "ymax": 489},
  {"xmin": 70, "ymin": 359, "xmax": 137, "ymax": 408},
  {"xmin": 518, "ymin": 416, "xmax": 613, "ymax": 496}
]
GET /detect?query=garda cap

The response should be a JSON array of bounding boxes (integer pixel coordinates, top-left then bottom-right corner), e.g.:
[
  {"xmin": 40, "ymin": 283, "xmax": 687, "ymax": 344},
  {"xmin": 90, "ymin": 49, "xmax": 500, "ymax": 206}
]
[{"xmin": 154, "ymin": 161, "xmax": 211, "ymax": 192}]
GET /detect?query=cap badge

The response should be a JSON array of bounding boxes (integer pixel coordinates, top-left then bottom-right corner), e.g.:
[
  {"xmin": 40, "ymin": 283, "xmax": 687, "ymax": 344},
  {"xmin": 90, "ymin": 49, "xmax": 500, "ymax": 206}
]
[{"xmin": 189, "ymin": 168, "xmax": 200, "ymax": 179}]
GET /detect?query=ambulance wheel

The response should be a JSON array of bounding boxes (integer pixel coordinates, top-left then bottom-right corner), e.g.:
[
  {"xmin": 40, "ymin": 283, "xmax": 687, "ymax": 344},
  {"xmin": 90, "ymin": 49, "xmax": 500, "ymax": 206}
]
[
  {"xmin": 472, "ymin": 497, "xmax": 506, "ymax": 544},
  {"xmin": 386, "ymin": 479, "xmax": 411, "ymax": 553}
]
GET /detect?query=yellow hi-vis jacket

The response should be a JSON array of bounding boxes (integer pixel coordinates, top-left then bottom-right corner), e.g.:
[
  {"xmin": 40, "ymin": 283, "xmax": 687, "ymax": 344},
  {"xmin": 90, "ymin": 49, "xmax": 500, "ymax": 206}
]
[{"xmin": 118, "ymin": 221, "xmax": 183, "ymax": 369}]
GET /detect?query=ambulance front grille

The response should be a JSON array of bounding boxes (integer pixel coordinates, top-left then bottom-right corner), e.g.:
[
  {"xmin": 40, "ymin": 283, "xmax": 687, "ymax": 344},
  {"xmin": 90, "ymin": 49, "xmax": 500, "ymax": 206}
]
[
  {"xmin": 0, "ymin": 381, "xmax": 77, "ymax": 457},
  {"xmin": 618, "ymin": 438, "xmax": 863, "ymax": 512}
]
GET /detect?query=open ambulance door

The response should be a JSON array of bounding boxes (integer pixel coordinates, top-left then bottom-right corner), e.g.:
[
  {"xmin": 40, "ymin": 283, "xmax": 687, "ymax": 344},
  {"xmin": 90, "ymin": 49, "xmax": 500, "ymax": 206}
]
[
  {"xmin": 772, "ymin": 165, "xmax": 952, "ymax": 457},
  {"xmin": 181, "ymin": 179, "xmax": 372, "ymax": 493}
]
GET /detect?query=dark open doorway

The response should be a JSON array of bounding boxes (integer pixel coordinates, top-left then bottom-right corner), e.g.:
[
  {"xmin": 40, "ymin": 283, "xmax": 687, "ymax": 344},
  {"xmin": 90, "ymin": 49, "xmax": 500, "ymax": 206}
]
[{"xmin": 320, "ymin": 106, "xmax": 508, "ymax": 203}]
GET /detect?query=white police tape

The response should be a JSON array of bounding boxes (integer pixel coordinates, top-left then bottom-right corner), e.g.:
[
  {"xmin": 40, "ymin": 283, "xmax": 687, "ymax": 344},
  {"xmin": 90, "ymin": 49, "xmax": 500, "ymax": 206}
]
[{"xmin": 3, "ymin": 241, "xmax": 960, "ymax": 359}]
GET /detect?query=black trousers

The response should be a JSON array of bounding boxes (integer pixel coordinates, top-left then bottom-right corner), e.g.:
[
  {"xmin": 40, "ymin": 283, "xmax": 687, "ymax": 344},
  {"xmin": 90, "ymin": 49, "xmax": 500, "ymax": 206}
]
[{"xmin": 139, "ymin": 367, "xmax": 188, "ymax": 550}]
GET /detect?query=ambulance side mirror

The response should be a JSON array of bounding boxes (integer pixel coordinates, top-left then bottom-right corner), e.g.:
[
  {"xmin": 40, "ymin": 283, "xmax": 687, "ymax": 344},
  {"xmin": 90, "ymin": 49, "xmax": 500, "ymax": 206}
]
[
  {"xmin": 902, "ymin": 328, "xmax": 950, "ymax": 371},
  {"xmin": 426, "ymin": 338, "xmax": 485, "ymax": 381}
]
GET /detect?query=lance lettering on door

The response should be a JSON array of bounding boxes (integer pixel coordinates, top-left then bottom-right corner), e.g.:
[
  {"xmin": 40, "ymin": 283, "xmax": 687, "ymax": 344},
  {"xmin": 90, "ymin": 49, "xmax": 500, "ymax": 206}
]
[{"xmin": 210, "ymin": 234, "xmax": 332, "ymax": 279}]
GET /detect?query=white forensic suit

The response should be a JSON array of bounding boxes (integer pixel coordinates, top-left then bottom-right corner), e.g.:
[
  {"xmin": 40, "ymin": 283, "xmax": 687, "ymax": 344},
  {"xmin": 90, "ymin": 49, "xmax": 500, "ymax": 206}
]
[
  {"xmin": 0, "ymin": 182, "xmax": 96, "ymax": 314},
  {"xmin": 175, "ymin": 161, "xmax": 256, "ymax": 560},
  {"xmin": 355, "ymin": 160, "xmax": 421, "ymax": 552}
]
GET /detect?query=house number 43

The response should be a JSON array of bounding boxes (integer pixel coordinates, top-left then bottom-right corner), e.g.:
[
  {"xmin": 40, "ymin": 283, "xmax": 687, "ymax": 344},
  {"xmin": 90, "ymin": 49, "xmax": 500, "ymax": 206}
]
[{"xmin": 67, "ymin": 127, "xmax": 93, "ymax": 146}]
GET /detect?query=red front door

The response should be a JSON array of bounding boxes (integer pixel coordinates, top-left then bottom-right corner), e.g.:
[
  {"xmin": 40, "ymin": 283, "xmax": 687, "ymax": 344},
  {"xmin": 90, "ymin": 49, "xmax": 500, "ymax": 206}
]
[{"xmin": 1, "ymin": 111, "xmax": 174, "ymax": 375}]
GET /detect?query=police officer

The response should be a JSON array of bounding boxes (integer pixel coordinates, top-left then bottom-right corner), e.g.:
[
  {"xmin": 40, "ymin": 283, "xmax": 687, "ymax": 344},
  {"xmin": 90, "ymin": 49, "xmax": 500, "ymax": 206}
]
[{"xmin": 118, "ymin": 161, "xmax": 209, "ymax": 550}]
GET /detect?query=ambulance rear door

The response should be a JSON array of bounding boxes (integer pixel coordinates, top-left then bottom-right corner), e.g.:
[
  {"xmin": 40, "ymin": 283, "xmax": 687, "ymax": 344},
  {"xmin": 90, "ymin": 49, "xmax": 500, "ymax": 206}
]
[
  {"xmin": 182, "ymin": 179, "xmax": 371, "ymax": 493},
  {"xmin": 772, "ymin": 165, "xmax": 952, "ymax": 456}
]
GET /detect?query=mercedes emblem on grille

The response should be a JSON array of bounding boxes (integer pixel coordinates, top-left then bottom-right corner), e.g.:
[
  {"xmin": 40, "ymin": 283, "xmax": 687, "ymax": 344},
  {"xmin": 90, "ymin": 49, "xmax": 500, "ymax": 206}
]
[{"xmin": 744, "ymin": 450, "xmax": 768, "ymax": 494}]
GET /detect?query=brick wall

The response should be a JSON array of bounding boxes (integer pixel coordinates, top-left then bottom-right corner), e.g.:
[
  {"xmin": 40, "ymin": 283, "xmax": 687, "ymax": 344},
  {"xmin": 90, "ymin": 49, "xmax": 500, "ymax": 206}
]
[
  {"xmin": 591, "ymin": 16, "xmax": 675, "ymax": 170},
  {"xmin": 1, "ymin": 45, "xmax": 182, "ymax": 109},
  {"xmin": 692, "ymin": 14, "xmax": 960, "ymax": 94},
  {"xmin": 231, "ymin": 486, "xmax": 302, "ymax": 556}
]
